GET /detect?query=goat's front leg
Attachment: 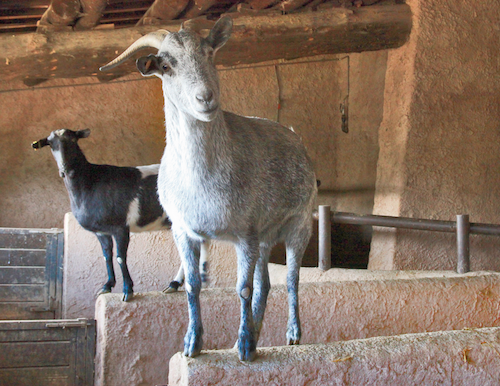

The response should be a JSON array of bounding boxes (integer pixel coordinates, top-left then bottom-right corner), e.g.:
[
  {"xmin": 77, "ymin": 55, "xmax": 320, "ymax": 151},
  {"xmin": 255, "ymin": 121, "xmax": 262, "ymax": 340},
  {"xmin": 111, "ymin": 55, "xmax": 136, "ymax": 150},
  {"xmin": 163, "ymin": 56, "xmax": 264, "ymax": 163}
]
[
  {"xmin": 235, "ymin": 235, "xmax": 259, "ymax": 362},
  {"xmin": 113, "ymin": 228, "xmax": 134, "ymax": 302},
  {"xmin": 96, "ymin": 234, "xmax": 116, "ymax": 295},
  {"xmin": 173, "ymin": 229, "xmax": 203, "ymax": 357}
]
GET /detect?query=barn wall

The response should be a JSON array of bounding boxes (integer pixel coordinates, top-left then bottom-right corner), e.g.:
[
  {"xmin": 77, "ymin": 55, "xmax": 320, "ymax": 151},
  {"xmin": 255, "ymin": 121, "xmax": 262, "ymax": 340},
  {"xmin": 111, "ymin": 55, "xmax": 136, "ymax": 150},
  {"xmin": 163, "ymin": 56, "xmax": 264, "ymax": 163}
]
[
  {"xmin": 370, "ymin": 0, "xmax": 500, "ymax": 271},
  {"xmin": 0, "ymin": 52, "xmax": 386, "ymax": 229}
]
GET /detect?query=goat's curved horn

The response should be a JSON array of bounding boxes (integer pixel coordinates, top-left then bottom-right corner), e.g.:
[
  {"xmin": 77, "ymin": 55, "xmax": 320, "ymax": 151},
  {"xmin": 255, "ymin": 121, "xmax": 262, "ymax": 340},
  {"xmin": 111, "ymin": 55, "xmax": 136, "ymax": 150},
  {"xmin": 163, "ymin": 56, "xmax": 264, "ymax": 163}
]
[{"xmin": 100, "ymin": 30, "xmax": 170, "ymax": 71}]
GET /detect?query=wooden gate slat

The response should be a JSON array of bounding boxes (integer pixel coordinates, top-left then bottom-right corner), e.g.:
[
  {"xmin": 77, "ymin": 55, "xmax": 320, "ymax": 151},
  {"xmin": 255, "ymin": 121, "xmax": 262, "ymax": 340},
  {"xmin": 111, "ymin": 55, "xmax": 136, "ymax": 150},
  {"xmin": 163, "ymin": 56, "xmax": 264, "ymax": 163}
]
[
  {"xmin": 0, "ymin": 249, "xmax": 46, "ymax": 266},
  {"xmin": 0, "ymin": 267, "xmax": 45, "ymax": 284},
  {"xmin": 0, "ymin": 327, "xmax": 73, "ymax": 341},
  {"xmin": 0, "ymin": 304, "xmax": 53, "ymax": 320},
  {"xmin": 0, "ymin": 233, "xmax": 47, "ymax": 249},
  {"xmin": 0, "ymin": 341, "xmax": 72, "ymax": 368},
  {"xmin": 0, "ymin": 285, "xmax": 45, "ymax": 302},
  {"xmin": 0, "ymin": 367, "xmax": 72, "ymax": 386}
]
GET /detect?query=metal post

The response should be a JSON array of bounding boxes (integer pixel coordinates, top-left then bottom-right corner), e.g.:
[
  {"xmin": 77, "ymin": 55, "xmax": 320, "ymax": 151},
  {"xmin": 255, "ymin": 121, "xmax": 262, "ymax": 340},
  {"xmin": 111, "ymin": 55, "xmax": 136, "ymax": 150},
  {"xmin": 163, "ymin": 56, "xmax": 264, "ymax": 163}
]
[
  {"xmin": 318, "ymin": 205, "xmax": 332, "ymax": 271},
  {"xmin": 456, "ymin": 214, "xmax": 470, "ymax": 274}
]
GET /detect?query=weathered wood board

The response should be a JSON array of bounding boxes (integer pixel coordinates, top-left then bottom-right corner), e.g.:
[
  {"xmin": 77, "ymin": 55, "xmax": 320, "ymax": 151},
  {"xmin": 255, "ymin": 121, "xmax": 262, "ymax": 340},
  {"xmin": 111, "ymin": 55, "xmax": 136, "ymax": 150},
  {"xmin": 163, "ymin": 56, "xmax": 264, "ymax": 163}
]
[
  {"xmin": 0, "ymin": 319, "xmax": 96, "ymax": 386},
  {"xmin": 0, "ymin": 228, "xmax": 63, "ymax": 320}
]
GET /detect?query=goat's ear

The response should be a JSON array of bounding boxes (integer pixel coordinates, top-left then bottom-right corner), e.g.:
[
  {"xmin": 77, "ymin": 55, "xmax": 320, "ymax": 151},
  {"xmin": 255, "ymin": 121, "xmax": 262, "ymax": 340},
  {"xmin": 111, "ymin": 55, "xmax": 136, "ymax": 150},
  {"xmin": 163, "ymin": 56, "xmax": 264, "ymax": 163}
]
[
  {"xmin": 206, "ymin": 16, "xmax": 233, "ymax": 53},
  {"xmin": 76, "ymin": 129, "xmax": 91, "ymax": 139},
  {"xmin": 136, "ymin": 54, "xmax": 161, "ymax": 77}
]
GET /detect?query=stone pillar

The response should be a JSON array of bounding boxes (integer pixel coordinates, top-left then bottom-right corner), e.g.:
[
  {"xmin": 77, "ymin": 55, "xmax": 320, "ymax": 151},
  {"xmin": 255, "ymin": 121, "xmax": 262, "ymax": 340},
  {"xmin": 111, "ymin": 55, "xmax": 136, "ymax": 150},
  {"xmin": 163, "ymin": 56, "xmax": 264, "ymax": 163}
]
[{"xmin": 370, "ymin": 0, "xmax": 500, "ymax": 271}]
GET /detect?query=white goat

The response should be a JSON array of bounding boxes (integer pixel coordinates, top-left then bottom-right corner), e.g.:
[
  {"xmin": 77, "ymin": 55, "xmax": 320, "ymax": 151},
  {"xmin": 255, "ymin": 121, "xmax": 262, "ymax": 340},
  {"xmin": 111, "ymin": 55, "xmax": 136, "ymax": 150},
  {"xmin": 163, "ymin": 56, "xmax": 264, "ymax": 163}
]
[{"xmin": 101, "ymin": 16, "xmax": 317, "ymax": 361}]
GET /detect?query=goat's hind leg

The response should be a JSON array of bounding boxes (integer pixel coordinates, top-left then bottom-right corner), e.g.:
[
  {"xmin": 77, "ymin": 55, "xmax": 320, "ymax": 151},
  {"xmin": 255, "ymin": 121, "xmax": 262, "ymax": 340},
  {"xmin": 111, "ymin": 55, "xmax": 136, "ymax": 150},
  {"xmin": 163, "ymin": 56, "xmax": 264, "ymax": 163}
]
[
  {"xmin": 114, "ymin": 228, "xmax": 134, "ymax": 302},
  {"xmin": 252, "ymin": 245, "xmax": 271, "ymax": 345},
  {"xmin": 164, "ymin": 266, "xmax": 185, "ymax": 293},
  {"xmin": 285, "ymin": 222, "xmax": 311, "ymax": 345},
  {"xmin": 96, "ymin": 234, "xmax": 116, "ymax": 296},
  {"xmin": 163, "ymin": 239, "xmax": 210, "ymax": 293}
]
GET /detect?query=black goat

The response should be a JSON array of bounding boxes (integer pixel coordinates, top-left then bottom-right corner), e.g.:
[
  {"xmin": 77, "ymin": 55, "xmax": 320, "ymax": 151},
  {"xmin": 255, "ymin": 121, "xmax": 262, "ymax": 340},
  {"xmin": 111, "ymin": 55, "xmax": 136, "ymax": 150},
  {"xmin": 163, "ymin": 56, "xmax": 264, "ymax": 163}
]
[{"xmin": 33, "ymin": 128, "xmax": 183, "ymax": 301}]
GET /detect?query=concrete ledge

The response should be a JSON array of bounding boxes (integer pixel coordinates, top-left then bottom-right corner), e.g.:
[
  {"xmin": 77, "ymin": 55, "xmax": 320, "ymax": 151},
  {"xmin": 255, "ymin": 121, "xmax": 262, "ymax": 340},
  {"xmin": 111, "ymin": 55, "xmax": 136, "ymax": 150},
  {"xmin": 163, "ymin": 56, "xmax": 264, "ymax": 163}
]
[
  {"xmin": 169, "ymin": 327, "xmax": 500, "ymax": 385},
  {"xmin": 95, "ymin": 272, "xmax": 500, "ymax": 385},
  {"xmin": 269, "ymin": 264, "xmax": 467, "ymax": 286}
]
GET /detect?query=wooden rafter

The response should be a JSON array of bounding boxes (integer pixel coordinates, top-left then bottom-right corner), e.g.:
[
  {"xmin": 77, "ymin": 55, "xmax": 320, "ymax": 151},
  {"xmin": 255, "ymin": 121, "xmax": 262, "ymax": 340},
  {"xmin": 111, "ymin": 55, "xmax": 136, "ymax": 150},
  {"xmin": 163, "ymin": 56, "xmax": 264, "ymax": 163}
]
[
  {"xmin": 136, "ymin": 0, "xmax": 189, "ymax": 26},
  {"xmin": 0, "ymin": 3, "xmax": 411, "ymax": 83}
]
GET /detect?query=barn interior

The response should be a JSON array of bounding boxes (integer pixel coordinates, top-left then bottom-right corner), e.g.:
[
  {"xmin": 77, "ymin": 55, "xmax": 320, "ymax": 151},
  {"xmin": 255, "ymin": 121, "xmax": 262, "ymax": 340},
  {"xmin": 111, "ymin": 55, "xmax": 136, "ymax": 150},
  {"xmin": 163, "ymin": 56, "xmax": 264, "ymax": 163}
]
[{"xmin": 1, "ymin": 0, "xmax": 500, "ymax": 385}]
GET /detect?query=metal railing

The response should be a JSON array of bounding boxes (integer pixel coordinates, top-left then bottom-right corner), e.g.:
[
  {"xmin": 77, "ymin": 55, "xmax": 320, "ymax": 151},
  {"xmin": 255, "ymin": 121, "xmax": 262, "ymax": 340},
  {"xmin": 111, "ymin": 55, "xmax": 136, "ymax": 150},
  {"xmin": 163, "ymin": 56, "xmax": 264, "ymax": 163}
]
[{"xmin": 314, "ymin": 205, "xmax": 500, "ymax": 273}]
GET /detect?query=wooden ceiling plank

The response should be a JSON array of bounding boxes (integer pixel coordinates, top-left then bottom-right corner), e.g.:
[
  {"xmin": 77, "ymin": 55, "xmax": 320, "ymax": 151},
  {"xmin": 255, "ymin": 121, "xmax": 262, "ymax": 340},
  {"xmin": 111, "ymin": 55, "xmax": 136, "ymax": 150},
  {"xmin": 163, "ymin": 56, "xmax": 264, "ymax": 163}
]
[
  {"xmin": 74, "ymin": 0, "xmax": 108, "ymax": 30},
  {"xmin": 247, "ymin": 0, "xmax": 280, "ymax": 10},
  {"xmin": 272, "ymin": 0, "xmax": 314, "ymax": 13},
  {"xmin": 136, "ymin": 0, "xmax": 190, "ymax": 26},
  {"xmin": 0, "ymin": 4, "xmax": 411, "ymax": 82},
  {"xmin": 37, "ymin": 0, "xmax": 81, "ymax": 29},
  {"xmin": 183, "ymin": 0, "xmax": 222, "ymax": 19}
]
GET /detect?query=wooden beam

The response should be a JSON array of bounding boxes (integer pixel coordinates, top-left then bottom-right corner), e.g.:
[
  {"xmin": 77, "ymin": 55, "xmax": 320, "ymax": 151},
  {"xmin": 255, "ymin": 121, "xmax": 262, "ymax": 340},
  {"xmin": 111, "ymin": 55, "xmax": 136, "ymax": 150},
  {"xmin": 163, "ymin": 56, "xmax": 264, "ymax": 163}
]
[{"xmin": 0, "ymin": 4, "xmax": 411, "ymax": 83}]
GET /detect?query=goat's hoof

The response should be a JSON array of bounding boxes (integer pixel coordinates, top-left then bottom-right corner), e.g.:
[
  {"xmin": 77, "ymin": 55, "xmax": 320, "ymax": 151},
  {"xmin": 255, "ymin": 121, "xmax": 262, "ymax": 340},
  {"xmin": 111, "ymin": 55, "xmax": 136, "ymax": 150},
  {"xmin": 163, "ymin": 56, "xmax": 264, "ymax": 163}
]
[
  {"xmin": 286, "ymin": 325, "xmax": 301, "ymax": 346},
  {"xmin": 183, "ymin": 331, "xmax": 203, "ymax": 358},
  {"xmin": 98, "ymin": 288, "xmax": 112, "ymax": 296},
  {"xmin": 163, "ymin": 281, "xmax": 181, "ymax": 293},
  {"xmin": 237, "ymin": 333, "xmax": 257, "ymax": 362},
  {"xmin": 122, "ymin": 292, "xmax": 134, "ymax": 302}
]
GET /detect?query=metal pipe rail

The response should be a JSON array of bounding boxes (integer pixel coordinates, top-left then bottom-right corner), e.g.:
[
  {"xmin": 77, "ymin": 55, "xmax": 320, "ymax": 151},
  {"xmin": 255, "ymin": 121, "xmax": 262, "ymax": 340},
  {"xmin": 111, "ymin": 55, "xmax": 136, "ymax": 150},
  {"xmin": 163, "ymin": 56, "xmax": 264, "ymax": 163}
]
[{"xmin": 314, "ymin": 206, "xmax": 500, "ymax": 274}]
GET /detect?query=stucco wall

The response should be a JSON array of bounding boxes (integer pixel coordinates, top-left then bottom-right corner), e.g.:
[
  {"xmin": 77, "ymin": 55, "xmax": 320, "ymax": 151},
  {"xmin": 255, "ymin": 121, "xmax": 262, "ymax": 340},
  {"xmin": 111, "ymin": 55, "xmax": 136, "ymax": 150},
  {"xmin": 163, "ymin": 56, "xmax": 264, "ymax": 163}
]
[
  {"xmin": 370, "ymin": 0, "xmax": 500, "ymax": 270},
  {"xmin": 0, "ymin": 51, "xmax": 385, "ymax": 229}
]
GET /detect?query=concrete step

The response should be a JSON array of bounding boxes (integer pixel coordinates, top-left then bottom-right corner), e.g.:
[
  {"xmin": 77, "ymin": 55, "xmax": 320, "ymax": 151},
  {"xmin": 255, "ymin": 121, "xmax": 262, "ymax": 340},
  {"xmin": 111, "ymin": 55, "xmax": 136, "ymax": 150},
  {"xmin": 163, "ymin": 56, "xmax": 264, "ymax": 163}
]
[
  {"xmin": 95, "ymin": 271, "xmax": 500, "ymax": 385},
  {"xmin": 169, "ymin": 327, "xmax": 500, "ymax": 386}
]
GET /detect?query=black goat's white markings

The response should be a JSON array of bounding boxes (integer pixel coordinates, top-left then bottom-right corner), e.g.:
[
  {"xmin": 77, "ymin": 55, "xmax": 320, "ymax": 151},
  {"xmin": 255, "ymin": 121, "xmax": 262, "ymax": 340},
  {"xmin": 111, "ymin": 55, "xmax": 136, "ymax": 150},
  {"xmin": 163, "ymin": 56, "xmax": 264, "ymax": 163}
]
[
  {"xmin": 32, "ymin": 128, "xmax": 209, "ymax": 301},
  {"xmin": 137, "ymin": 164, "xmax": 160, "ymax": 178},
  {"xmin": 101, "ymin": 16, "xmax": 317, "ymax": 362}
]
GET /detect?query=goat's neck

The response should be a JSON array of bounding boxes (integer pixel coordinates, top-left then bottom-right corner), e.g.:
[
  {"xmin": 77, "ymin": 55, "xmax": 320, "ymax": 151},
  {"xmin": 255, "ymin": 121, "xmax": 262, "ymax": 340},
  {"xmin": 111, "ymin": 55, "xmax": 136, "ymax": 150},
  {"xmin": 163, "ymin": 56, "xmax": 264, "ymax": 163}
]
[
  {"xmin": 57, "ymin": 146, "xmax": 90, "ymax": 204},
  {"xmin": 164, "ymin": 98, "xmax": 230, "ymax": 172}
]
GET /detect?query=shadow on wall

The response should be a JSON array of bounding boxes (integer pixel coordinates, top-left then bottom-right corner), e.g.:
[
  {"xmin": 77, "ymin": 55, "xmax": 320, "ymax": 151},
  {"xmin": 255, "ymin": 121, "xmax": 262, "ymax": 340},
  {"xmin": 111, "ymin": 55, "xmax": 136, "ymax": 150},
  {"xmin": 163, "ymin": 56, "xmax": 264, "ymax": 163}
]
[{"xmin": 270, "ymin": 220, "xmax": 371, "ymax": 269}]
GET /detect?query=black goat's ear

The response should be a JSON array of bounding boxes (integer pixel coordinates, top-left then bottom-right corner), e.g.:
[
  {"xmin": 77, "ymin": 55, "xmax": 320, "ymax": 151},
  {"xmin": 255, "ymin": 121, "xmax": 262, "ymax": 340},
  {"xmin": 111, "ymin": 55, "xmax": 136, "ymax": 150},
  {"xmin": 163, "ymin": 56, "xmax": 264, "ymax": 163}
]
[
  {"xmin": 77, "ymin": 129, "xmax": 91, "ymax": 139},
  {"xmin": 137, "ymin": 54, "xmax": 161, "ymax": 77},
  {"xmin": 206, "ymin": 16, "xmax": 232, "ymax": 53}
]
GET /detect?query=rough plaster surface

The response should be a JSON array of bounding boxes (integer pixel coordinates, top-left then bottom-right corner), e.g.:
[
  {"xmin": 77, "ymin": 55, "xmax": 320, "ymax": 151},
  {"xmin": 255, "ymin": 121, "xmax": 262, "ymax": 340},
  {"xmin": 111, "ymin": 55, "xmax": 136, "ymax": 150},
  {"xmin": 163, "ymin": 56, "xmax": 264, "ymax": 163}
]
[
  {"xmin": 95, "ymin": 272, "xmax": 500, "ymax": 386},
  {"xmin": 169, "ymin": 327, "xmax": 500, "ymax": 386},
  {"xmin": 0, "ymin": 52, "xmax": 384, "ymax": 229},
  {"xmin": 370, "ymin": 0, "xmax": 500, "ymax": 271}
]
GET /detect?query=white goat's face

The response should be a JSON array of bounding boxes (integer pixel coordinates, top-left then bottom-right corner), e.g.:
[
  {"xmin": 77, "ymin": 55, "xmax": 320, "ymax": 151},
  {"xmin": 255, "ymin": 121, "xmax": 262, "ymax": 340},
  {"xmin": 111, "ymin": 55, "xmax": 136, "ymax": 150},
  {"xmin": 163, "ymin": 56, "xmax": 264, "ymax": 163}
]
[
  {"xmin": 32, "ymin": 128, "xmax": 91, "ymax": 178},
  {"xmin": 136, "ymin": 18, "xmax": 232, "ymax": 122}
]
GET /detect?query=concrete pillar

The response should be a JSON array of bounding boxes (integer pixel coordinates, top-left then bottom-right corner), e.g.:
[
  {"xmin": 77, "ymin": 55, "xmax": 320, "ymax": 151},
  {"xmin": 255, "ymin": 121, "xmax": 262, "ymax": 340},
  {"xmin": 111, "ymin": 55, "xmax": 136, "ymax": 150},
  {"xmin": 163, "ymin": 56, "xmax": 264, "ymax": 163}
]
[{"xmin": 370, "ymin": 0, "xmax": 500, "ymax": 271}]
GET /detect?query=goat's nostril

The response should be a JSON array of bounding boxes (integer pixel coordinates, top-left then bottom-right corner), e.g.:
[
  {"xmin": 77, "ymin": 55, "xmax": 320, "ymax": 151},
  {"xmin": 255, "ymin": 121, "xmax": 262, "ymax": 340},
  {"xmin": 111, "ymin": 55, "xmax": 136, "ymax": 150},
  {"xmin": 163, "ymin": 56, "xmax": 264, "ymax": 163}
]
[{"xmin": 196, "ymin": 90, "xmax": 214, "ymax": 104}]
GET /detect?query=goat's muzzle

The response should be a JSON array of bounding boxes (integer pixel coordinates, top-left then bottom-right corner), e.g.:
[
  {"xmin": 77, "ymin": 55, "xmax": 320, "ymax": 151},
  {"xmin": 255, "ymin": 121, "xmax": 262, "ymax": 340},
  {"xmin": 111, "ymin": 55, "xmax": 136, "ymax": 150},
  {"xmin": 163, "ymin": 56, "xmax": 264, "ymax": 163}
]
[{"xmin": 32, "ymin": 138, "xmax": 48, "ymax": 150}]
